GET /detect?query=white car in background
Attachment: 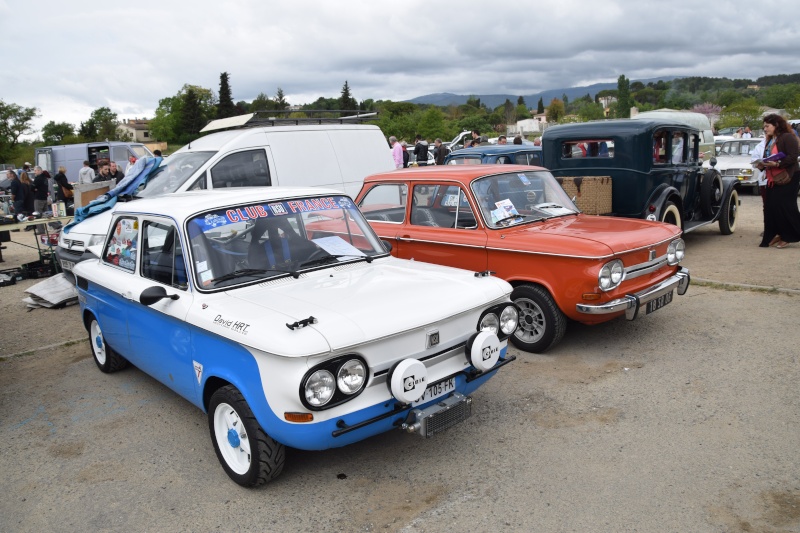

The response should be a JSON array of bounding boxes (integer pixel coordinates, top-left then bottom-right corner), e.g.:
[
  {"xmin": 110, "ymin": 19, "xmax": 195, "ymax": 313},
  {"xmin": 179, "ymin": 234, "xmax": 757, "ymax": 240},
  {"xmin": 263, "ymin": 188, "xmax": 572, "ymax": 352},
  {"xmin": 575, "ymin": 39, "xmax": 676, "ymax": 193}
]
[{"xmin": 705, "ymin": 138, "xmax": 765, "ymax": 193}]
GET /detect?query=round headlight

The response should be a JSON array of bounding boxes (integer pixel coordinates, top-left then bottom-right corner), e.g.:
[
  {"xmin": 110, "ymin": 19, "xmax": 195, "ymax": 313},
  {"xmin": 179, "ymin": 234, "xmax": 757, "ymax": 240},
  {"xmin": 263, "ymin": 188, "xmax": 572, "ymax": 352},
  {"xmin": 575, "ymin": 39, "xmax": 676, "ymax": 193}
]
[
  {"xmin": 599, "ymin": 260, "xmax": 624, "ymax": 291},
  {"xmin": 479, "ymin": 313, "xmax": 499, "ymax": 334},
  {"xmin": 667, "ymin": 239, "xmax": 685, "ymax": 265},
  {"xmin": 499, "ymin": 305, "xmax": 518, "ymax": 335},
  {"xmin": 337, "ymin": 359, "xmax": 366, "ymax": 395},
  {"xmin": 304, "ymin": 370, "xmax": 335, "ymax": 407}
]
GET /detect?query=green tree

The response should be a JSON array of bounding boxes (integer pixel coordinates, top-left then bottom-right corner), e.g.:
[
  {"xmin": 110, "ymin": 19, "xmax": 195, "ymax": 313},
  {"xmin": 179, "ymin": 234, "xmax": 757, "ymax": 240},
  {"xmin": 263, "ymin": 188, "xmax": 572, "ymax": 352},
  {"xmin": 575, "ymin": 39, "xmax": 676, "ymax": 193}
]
[
  {"xmin": 78, "ymin": 119, "xmax": 98, "ymax": 140},
  {"xmin": 180, "ymin": 88, "xmax": 206, "ymax": 140},
  {"xmin": 515, "ymin": 104, "xmax": 530, "ymax": 120},
  {"xmin": 758, "ymin": 84, "xmax": 800, "ymax": 109},
  {"xmin": 0, "ymin": 100, "xmax": 38, "ymax": 161},
  {"xmin": 149, "ymin": 95, "xmax": 183, "ymax": 142},
  {"xmin": 717, "ymin": 98, "xmax": 762, "ymax": 129},
  {"xmin": 562, "ymin": 93, "xmax": 569, "ymax": 108},
  {"xmin": 251, "ymin": 92, "xmax": 274, "ymax": 112},
  {"xmin": 616, "ymin": 75, "xmax": 633, "ymax": 118},
  {"xmin": 416, "ymin": 107, "xmax": 446, "ymax": 140},
  {"xmin": 465, "ymin": 95, "xmax": 482, "ymax": 109},
  {"xmin": 502, "ymin": 99, "xmax": 516, "ymax": 124},
  {"xmin": 537, "ymin": 97, "xmax": 544, "ymax": 114},
  {"xmin": 339, "ymin": 81, "xmax": 357, "ymax": 114},
  {"xmin": 517, "ymin": 96, "xmax": 526, "ymax": 106},
  {"xmin": 716, "ymin": 89, "xmax": 743, "ymax": 107},
  {"xmin": 216, "ymin": 72, "xmax": 237, "ymax": 119},
  {"xmin": 88, "ymin": 107, "xmax": 119, "ymax": 140},
  {"xmin": 577, "ymin": 101, "xmax": 606, "ymax": 121},
  {"xmin": 41, "ymin": 121, "xmax": 74, "ymax": 145},
  {"xmin": 546, "ymin": 98, "xmax": 565, "ymax": 123},
  {"xmin": 274, "ymin": 87, "xmax": 288, "ymax": 110}
]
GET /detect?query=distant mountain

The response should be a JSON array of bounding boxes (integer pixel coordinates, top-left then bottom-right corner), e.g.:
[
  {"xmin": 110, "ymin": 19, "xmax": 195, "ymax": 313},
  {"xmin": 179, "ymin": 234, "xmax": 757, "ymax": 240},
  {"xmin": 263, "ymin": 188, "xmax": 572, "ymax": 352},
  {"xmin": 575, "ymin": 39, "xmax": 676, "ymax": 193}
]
[{"xmin": 406, "ymin": 77, "xmax": 680, "ymax": 109}]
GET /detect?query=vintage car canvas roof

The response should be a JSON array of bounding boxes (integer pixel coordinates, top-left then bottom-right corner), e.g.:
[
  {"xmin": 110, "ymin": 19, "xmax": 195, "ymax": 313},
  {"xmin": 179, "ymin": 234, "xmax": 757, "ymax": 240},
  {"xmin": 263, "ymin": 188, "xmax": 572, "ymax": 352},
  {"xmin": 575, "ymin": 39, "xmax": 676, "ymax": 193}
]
[
  {"xmin": 449, "ymin": 145, "xmax": 542, "ymax": 157},
  {"xmin": 109, "ymin": 186, "xmax": 344, "ymax": 221}
]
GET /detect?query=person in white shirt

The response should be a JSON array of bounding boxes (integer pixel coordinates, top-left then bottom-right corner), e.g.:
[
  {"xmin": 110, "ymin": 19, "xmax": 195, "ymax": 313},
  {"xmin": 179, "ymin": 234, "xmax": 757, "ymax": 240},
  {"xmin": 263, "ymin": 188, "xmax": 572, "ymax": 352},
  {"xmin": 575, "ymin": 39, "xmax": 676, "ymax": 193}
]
[
  {"xmin": 78, "ymin": 160, "xmax": 96, "ymax": 184},
  {"xmin": 742, "ymin": 127, "xmax": 753, "ymax": 139}
]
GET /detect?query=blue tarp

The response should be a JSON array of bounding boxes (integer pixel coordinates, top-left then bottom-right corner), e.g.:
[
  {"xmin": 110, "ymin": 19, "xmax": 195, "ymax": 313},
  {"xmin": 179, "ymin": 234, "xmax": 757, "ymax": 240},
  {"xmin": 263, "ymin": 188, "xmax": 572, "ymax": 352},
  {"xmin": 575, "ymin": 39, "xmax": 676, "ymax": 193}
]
[{"xmin": 64, "ymin": 156, "xmax": 163, "ymax": 234}]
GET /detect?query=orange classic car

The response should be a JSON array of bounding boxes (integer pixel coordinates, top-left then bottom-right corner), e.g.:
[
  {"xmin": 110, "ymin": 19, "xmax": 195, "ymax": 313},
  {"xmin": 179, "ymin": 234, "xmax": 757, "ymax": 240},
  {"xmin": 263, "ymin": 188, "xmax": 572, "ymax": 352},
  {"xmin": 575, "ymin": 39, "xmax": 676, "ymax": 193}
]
[{"xmin": 354, "ymin": 165, "xmax": 690, "ymax": 353}]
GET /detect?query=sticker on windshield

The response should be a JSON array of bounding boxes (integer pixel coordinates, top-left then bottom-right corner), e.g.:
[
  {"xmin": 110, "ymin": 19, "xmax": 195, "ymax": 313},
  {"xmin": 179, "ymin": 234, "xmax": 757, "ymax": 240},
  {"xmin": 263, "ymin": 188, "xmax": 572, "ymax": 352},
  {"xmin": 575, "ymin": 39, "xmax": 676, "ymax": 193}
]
[
  {"xmin": 491, "ymin": 199, "xmax": 520, "ymax": 225},
  {"xmin": 442, "ymin": 194, "xmax": 459, "ymax": 207},
  {"xmin": 517, "ymin": 174, "xmax": 531, "ymax": 185}
]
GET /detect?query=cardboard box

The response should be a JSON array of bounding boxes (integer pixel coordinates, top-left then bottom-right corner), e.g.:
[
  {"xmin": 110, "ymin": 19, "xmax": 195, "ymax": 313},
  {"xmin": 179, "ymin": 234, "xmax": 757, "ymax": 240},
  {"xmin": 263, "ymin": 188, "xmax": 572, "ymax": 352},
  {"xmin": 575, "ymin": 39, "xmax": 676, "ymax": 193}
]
[{"xmin": 556, "ymin": 176, "xmax": 613, "ymax": 215}]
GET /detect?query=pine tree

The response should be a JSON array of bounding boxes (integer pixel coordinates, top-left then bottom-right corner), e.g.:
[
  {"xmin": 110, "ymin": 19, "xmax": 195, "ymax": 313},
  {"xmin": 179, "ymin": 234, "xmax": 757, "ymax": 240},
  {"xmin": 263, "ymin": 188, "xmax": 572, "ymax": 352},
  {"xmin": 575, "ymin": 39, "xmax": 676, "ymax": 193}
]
[
  {"xmin": 517, "ymin": 96, "xmax": 526, "ymax": 106},
  {"xmin": 340, "ymin": 81, "xmax": 356, "ymax": 115},
  {"xmin": 616, "ymin": 74, "xmax": 633, "ymax": 118},
  {"xmin": 274, "ymin": 87, "xmax": 288, "ymax": 110},
  {"xmin": 537, "ymin": 97, "xmax": 544, "ymax": 114},
  {"xmin": 181, "ymin": 88, "xmax": 204, "ymax": 138},
  {"xmin": 217, "ymin": 72, "xmax": 236, "ymax": 119}
]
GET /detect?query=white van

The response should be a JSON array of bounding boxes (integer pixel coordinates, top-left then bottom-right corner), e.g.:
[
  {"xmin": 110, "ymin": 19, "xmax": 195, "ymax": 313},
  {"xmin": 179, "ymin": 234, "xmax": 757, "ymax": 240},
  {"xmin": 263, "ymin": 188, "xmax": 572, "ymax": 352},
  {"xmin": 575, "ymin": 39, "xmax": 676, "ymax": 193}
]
[{"xmin": 57, "ymin": 118, "xmax": 394, "ymax": 275}]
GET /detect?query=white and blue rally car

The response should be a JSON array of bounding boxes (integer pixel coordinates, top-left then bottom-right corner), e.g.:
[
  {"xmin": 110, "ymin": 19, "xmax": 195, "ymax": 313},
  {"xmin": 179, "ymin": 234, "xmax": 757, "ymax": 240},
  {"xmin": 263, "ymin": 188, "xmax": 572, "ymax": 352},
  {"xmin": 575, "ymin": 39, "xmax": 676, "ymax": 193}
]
[{"xmin": 73, "ymin": 187, "xmax": 518, "ymax": 487}]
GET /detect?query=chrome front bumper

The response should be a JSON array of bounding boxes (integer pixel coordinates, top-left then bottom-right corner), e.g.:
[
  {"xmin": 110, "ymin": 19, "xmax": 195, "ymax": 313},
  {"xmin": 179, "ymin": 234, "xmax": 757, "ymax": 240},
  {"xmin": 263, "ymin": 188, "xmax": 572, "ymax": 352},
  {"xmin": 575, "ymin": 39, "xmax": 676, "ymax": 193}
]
[{"xmin": 576, "ymin": 267, "xmax": 690, "ymax": 320}]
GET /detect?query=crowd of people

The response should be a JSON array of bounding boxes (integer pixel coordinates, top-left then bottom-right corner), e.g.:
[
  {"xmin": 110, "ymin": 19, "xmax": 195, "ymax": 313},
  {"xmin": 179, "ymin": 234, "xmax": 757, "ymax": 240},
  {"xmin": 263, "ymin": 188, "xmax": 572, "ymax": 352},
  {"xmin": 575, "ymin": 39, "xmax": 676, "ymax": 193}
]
[{"xmin": 387, "ymin": 130, "xmax": 542, "ymax": 168}]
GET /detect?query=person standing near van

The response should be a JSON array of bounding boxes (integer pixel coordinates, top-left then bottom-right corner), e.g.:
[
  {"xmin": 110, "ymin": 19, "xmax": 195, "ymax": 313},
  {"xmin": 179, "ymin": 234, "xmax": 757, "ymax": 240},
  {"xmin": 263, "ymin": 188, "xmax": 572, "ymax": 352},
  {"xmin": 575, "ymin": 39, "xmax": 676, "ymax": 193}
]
[
  {"xmin": 53, "ymin": 166, "xmax": 74, "ymax": 203},
  {"xmin": 94, "ymin": 164, "xmax": 111, "ymax": 183},
  {"xmin": 413, "ymin": 135, "xmax": 429, "ymax": 166},
  {"xmin": 389, "ymin": 136, "xmax": 403, "ymax": 169},
  {"xmin": 108, "ymin": 161, "xmax": 125, "ymax": 184},
  {"xmin": 32, "ymin": 166, "xmax": 50, "ymax": 213},
  {"xmin": 8, "ymin": 169, "xmax": 26, "ymax": 216},
  {"xmin": 433, "ymin": 138, "xmax": 449, "ymax": 165},
  {"xmin": 78, "ymin": 160, "xmax": 96, "ymax": 184}
]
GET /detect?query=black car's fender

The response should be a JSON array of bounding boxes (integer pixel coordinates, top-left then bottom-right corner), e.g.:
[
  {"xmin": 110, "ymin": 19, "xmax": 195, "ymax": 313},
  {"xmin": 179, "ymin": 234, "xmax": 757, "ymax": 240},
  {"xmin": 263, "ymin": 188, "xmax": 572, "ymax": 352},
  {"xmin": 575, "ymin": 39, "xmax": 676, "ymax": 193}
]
[{"xmin": 643, "ymin": 184, "xmax": 682, "ymax": 221}]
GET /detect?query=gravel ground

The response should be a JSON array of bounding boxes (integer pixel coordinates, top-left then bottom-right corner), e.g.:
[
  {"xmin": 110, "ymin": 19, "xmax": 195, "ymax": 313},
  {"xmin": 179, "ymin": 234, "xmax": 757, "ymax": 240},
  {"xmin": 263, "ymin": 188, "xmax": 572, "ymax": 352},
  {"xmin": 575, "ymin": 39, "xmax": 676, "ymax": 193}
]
[{"xmin": 0, "ymin": 193, "xmax": 798, "ymax": 532}]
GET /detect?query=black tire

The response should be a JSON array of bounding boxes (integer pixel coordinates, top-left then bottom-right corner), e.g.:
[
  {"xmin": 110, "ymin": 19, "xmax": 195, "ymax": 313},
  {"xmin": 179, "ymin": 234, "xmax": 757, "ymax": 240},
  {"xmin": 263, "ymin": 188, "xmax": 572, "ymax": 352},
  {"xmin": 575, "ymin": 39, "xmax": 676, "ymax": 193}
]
[
  {"xmin": 88, "ymin": 316, "xmax": 129, "ymax": 373},
  {"xmin": 700, "ymin": 170, "xmax": 723, "ymax": 218},
  {"xmin": 510, "ymin": 284, "xmax": 567, "ymax": 353},
  {"xmin": 660, "ymin": 200, "xmax": 682, "ymax": 228},
  {"xmin": 719, "ymin": 188, "xmax": 738, "ymax": 235},
  {"xmin": 209, "ymin": 385, "xmax": 285, "ymax": 487}
]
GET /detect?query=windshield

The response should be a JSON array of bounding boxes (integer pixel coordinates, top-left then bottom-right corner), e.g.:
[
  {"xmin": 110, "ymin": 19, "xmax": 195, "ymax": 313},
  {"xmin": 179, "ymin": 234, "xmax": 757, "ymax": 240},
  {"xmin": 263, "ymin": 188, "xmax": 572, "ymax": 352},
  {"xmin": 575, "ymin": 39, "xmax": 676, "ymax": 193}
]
[
  {"xmin": 187, "ymin": 195, "xmax": 388, "ymax": 290},
  {"xmin": 134, "ymin": 151, "xmax": 215, "ymax": 198},
  {"xmin": 131, "ymin": 145, "xmax": 153, "ymax": 158},
  {"xmin": 471, "ymin": 171, "xmax": 578, "ymax": 229}
]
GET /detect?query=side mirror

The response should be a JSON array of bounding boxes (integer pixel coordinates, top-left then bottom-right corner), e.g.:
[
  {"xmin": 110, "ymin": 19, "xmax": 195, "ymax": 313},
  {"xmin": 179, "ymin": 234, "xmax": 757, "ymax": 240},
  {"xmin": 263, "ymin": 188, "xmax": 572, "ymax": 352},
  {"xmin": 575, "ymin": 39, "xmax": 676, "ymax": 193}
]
[
  {"xmin": 381, "ymin": 239, "xmax": 393, "ymax": 253},
  {"xmin": 140, "ymin": 285, "xmax": 180, "ymax": 306},
  {"xmin": 709, "ymin": 157, "xmax": 717, "ymax": 167}
]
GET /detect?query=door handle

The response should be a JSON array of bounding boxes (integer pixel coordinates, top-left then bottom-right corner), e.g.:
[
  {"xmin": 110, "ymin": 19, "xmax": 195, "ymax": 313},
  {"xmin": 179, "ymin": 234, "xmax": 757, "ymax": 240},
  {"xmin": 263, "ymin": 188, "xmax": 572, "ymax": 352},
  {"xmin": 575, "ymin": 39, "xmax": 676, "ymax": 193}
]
[
  {"xmin": 122, "ymin": 291, "xmax": 134, "ymax": 301},
  {"xmin": 397, "ymin": 235, "xmax": 411, "ymax": 242}
]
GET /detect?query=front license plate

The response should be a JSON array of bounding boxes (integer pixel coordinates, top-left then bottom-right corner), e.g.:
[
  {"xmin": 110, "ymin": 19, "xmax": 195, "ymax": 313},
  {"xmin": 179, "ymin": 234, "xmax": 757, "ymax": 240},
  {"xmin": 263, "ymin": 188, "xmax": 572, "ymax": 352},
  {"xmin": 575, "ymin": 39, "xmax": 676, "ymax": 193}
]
[
  {"xmin": 60, "ymin": 260, "xmax": 75, "ymax": 271},
  {"xmin": 646, "ymin": 290, "xmax": 673, "ymax": 314},
  {"xmin": 413, "ymin": 377, "xmax": 455, "ymax": 405}
]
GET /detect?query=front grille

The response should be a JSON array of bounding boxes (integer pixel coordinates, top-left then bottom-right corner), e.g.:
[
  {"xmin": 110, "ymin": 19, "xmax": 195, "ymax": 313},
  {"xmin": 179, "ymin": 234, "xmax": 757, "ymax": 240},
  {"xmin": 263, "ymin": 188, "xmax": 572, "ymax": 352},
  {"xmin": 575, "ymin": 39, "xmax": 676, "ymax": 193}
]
[
  {"xmin": 63, "ymin": 238, "xmax": 86, "ymax": 250},
  {"xmin": 60, "ymin": 247, "xmax": 83, "ymax": 259}
]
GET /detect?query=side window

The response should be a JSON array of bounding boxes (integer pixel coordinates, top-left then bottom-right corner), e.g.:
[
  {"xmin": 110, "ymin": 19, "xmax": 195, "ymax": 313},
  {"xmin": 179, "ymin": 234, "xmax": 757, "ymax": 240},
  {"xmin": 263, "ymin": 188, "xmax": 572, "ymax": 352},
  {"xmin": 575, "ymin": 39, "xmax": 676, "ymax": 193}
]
[
  {"xmin": 561, "ymin": 140, "xmax": 612, "ymax": 159},
  {"xmin": 141, "ymin": 221, "xmax": 188, "ymax": 289},
  {"xmin": 210, "ymin": 149, "xmax": 271, "ymax": 188},
  {"xmin": 358, "ymin": 184, "xmax": 407, "ymax": 223},
  {"xmin": 410, "ymin": 185, "xmax": 474, "ymax": 228},
  {"xmin": 447, "ymin": 156, "xmax": 482, "ymax": 165},
  {"xmin": 653, "ymin": 130, "xmax": 668, "ymax": 164},
  {"xmin": 671, "ymin": 132, "xmax": 687, "ymax": 164},
  {"xmin": 103, "ymin": 217, "xmax": 139, "ymax": 272},
  {"xmin": 689, "ymin": 135, "xmax": 699, "ymax": 163},
  {"xmin": 188, "ymin": 172, "xmax": 207, "ymax": 190},
  {"xmin": 112, "ymin": 146, "xmax": 129, "ymax": 163}
]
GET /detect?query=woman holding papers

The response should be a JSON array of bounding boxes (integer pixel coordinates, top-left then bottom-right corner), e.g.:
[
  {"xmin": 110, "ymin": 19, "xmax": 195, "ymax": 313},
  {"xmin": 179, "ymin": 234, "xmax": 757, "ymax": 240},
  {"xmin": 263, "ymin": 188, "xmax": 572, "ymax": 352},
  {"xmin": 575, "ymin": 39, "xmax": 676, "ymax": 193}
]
[{"xmin": 758, "ymin": 114, "xmax": 800, "ymax": 248}]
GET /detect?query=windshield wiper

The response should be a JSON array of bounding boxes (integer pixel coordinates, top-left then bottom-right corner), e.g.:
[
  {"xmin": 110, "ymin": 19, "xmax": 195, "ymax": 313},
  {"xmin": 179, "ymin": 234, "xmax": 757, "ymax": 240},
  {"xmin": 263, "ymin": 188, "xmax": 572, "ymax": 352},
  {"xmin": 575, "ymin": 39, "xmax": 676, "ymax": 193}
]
[
  {"xmin": 295, "ymin": 253, "xmax": 372, "ymax": 270},
  {"xmin": 210, "ymin": 268, "xmax": 287, "ymax": 284}
]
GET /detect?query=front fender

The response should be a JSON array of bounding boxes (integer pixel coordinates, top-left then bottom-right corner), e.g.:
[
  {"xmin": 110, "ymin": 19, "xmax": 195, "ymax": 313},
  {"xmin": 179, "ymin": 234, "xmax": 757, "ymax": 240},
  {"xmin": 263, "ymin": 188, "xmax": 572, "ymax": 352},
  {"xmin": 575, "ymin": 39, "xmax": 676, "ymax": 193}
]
[{"xmin": 645, "ymin": 185, "xmax": 682, "ymax": 220}]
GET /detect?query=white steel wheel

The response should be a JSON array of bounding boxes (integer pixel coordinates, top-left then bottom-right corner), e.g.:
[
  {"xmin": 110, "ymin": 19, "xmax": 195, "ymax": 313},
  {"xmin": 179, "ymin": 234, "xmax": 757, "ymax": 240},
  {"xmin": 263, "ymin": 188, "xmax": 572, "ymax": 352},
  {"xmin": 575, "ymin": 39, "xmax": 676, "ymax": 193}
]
[
  {"xmin": 88, "ymin": 316, "xmax": 128, "ymax": 373},
  {"xmin": 213, "ymin": 401, "xmax": 252, "ymax": 476},
  {"xmin": 208, "ymin": 385, "xmax": 285, "ymax": 487},
  {"xmin": 90, "ymin": 320, "xmax": 107, "ymax": 366}
]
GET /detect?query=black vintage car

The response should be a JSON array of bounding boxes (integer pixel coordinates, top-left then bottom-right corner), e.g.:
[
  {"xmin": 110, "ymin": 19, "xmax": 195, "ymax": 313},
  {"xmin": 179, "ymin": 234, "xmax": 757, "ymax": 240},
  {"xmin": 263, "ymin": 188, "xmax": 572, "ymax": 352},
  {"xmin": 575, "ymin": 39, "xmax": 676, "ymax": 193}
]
[{"xmin": 542, "ymin": 119, "xmax": 739, "ymax": 234}]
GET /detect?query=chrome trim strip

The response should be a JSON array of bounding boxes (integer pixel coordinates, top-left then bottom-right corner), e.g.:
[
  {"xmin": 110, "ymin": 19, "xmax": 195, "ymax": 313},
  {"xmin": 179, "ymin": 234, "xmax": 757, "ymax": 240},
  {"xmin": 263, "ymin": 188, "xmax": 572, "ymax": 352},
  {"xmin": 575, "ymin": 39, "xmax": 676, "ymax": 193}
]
[
  {"xmin": 624, "ymin": 255, "xmax": 669, "ymax": 280},
  {"xmin": 394, "ymin": 237, "xmax": 484, "ymax": 250}
]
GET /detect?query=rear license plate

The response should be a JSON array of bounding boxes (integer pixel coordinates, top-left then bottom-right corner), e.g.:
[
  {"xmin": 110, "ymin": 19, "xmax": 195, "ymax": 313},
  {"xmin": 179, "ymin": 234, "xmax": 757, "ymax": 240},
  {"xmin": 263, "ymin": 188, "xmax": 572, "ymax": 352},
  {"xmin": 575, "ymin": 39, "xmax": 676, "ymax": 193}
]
[
  {"xmin": 414, "ymin": 377, "xmax": 455, "ymax": 405},
  {"xmin": 646, "ymin": 290, "xmax": 673, "ymax": 314},
  {"xmin": 60, "ymin": 260, "xmax": 75, "ymax": 271}
]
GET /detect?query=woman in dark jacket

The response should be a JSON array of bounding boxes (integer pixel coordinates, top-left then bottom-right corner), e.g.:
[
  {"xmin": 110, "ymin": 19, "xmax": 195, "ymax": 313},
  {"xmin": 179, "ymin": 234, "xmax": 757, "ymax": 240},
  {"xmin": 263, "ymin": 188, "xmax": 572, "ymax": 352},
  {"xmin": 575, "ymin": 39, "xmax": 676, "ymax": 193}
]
[
  {"xmin": 53, "ymin": 166, "xmax": 73, "ymax": 203},
  {"xmin": 19, "ymin": 171, "xmax": 35, "ymax": 216},
  {"xmin": 758, "ymin": 114, "xmax": 800, "ymax": 248}
]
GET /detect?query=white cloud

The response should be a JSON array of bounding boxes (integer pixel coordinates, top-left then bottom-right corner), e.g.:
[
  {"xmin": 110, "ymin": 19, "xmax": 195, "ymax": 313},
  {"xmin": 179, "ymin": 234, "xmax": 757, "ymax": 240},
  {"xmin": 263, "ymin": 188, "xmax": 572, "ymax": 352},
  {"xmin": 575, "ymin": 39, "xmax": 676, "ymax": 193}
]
[{"xmin": 2, "ymin": 0, "xmax": 798, "ymax": 136}]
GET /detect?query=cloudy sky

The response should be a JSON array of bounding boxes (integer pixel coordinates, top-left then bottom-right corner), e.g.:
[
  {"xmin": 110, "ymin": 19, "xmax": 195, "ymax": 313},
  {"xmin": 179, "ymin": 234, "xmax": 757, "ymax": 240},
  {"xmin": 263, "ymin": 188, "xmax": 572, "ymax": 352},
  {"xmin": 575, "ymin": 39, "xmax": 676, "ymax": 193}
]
[{"xmin": 2, "ymin": 0, "xmax": 799, "ymax": 135}]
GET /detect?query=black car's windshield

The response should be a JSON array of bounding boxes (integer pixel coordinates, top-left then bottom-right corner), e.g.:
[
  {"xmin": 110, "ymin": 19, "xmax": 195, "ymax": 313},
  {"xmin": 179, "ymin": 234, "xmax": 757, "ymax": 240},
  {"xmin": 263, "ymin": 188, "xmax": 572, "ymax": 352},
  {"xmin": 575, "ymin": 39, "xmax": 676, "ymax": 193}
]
[
  {"xmin": 187, "ymin": 195, "xmax": 388, "ymax": 290},
  {"xmin": 134, "ymin": 151, "xmax": 215, "ymax": 198},
  {"xmin": 471, "ymin": 171, "xmax": 578, "ymax": 229}
]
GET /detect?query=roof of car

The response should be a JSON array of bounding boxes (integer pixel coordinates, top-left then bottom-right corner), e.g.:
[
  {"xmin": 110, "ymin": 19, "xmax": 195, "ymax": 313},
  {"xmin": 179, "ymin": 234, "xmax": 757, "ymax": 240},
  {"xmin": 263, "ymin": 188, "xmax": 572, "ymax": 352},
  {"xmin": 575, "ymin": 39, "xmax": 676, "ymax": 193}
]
[
  {"xmin": 448, "ymin": 145, "xmax": 542, "ymax": 156},
  {"xmin": 543, "ymin": 118, "xmax": 699, "ymax": 138},
  {"xmin": 364, "ymin": 164, "xmax": 545, "ymax": 184},
  {"xmin": 111, "ymin": 186, "xmax": 345, "ymax": 220}
]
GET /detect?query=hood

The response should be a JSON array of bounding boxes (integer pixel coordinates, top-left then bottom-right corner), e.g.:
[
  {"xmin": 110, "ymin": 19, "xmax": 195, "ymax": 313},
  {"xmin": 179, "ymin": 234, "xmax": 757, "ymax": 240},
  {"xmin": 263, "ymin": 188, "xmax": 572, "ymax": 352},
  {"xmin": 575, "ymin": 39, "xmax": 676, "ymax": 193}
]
[
  {"xmin": 704, "ymin": 155, "xmax": 751, "ymax": 171},
  {"xmin": 194, "ymin": 258, "xmax": 511, "ymax": 357},
  {"xmin": 498, "ymin": 214, "xmax": 681, "ymax": 258}
]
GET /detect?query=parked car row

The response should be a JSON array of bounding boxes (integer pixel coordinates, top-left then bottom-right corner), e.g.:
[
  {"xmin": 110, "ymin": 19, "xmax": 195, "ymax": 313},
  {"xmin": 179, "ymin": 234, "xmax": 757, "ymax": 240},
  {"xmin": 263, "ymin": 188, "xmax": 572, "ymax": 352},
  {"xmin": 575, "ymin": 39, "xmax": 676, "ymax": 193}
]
[{"xmin": 62, "ymin": 113, "xmax": 707, "ymax": 488}]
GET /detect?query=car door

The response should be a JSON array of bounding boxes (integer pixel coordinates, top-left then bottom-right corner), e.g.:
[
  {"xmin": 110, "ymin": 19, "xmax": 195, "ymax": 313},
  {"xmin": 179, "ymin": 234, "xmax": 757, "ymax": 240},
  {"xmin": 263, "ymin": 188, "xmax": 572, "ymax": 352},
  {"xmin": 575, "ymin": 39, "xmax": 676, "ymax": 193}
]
[
  {"xmin": 397, "ymin": 183, "xmax": 488, "ymax": 271},
  {"xmin": 124, "ymin": 217, "xmax": 197, "ymax": 402}
]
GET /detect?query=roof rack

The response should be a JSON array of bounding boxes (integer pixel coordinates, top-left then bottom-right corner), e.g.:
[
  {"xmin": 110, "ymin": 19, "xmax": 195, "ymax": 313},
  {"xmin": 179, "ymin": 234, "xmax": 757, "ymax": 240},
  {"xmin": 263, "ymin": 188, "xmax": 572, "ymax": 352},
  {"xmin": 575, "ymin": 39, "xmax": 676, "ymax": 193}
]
[{"xmin": 200, "ymin": 110, "xmax": 379, "ymax": 133}]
